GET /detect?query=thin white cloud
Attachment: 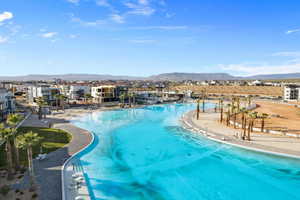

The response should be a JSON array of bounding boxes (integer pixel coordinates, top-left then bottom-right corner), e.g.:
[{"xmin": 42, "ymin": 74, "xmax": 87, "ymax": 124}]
[
  {"xmin": 132, "ymin": 25, "xmax": 188, "ymax": 30},
  {"xmin": 70, "ymin": 14, "xmax": 106, "ymax": 27},
  {"xmin": 286, "ymin": 29, "xmax": 300, "ymax": 34},
  {"xmin": 41, "ymin": 32, "xmax": 57, "ymax": 38},
  {"xmin": 0, "ymin": 11, "xmax": 13, "ymax": 23},
  {"xmin": 129, "ymin": 39, "xmax": 156, "ymax": 44},
  {"xmin": 0, "ymin": 36, "xmax": 8, "ymax": 44},
  {"xmin": 127, "ymin": 7, "xmax": 155, "ymax": 16},
  {"xmin": 124, "ymin": 2, "xmax": 155, "ymax": 16},
  {"xmin": 69, "ymin": 34, "xmax": 79, "ymax": 39},
  {"xmin": 220, "ymin": 63, "xmax": 300, "ymax": 76},
  {"xmin": 96, "ymin": 0, "xmax": 110, "ymax": 7},
  {"xmin": 110, "ymin": 14, "xmax": 125, "ymax": 24},
  {"xmin": 138, "ymin": 0, "xmax": 149, "ymax": 5},
  {"xmin": 66, "ymin": 0, "xmax": 80, "ymax": 4},
  {"xmin": 165, "ymin": 12, "xmax": 174, "ymax": 18},
  {"xmin": 272, "ymin": 51, "xmax": 300, "ymax": 57}
]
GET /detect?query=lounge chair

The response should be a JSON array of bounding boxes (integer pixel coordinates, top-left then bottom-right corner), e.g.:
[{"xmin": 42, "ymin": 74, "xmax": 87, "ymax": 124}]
[
  {"xmin": 36, "ymin": 154, "xmax": 47, "ymax": 160},
  {"xmin": 75, "ymin": 196, "xmax": 85, "ymax": 200}
]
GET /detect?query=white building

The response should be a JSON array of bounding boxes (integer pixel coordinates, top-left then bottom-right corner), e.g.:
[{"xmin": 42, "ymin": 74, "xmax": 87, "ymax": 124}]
[
  {"xmin": 27, "ymin": 85, "xmax": 60, "ymax": 104},
  {"xmin": 0, "ymin": 88, "xmax": 15, "ymax": 121},
  {"xmin": 250, "ymin": 80, "xmax": 263, "ymax": 86},
  {"xmin": 68, "ymin": 85, "xmax": 90, "ymax": 100},
  {"xmin": 91, "ymin": 86, "xmax": 116, "ymax": 103},
  {"xmin": 283, "ymin": 84, "xmax": 300, "ymax": 101}
]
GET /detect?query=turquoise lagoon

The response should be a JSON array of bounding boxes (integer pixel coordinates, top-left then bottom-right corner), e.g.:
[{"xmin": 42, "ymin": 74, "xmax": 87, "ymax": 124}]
[{"xmin": 72, "ymin": 103, "xmax": 300, "ymax": 200}]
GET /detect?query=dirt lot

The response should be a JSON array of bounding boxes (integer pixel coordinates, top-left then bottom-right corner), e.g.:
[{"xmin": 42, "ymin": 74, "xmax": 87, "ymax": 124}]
[
  {"xmin": 253, "ymin": 101, "xmax": 300, "ymax": 134},
  {"xmin": 173, "ymin": 85, "xmax": 283, "ymax": 96}
]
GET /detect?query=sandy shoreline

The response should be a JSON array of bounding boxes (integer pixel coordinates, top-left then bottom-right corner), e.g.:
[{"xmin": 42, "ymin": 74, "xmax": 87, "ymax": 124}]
[{"xmin": 181, "ymin": 110, "xmax": 300, "ymax": 159}]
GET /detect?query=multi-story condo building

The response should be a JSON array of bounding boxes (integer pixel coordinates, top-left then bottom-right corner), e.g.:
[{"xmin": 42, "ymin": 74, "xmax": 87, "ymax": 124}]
[
  {"xmin": 91, "ymin": 85, "xmax": 116, "ymax": 103},
  {"xmin": 68, "ymin": 85, "xmax": 91, "ymax": 100},
  {"xmin": 0, "ymin": 88, "xmax": 16, "ymax": 121},
  {"xmin": 283, "ymin": 84, "xmax": 300, "ymax": 101},
  {"xmin": 91, "ymin": 85, "xmax": 128, "ymax": 103},
  {"xmin": 27, "ymin": 85, "xmax": 60, "ymax": 105}
]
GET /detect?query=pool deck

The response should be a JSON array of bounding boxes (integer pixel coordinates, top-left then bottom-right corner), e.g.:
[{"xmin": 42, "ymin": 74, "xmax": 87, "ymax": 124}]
[
  {"xmin": 22, "ymin": 113, "xmax": 93, "ymax": 200},
  {"xmin": 181, "ymin": 110, "xmax": 300, "ymax": 159}
]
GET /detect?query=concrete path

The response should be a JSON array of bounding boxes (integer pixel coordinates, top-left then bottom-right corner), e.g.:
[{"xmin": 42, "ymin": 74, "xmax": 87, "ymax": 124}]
[
  {"xmin": 182, "ymin": 110, "xmax": 300, "ymax": 158},
  {"xmin": 22, "ymin": 114, "xmax": 92, "ymax": 200}
]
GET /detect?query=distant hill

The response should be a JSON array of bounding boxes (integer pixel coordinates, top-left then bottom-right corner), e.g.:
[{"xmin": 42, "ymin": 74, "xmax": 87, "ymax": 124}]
[
  {"xmin": 0, "ymin": 72, "xmax": 300, "ymax": 81},
  {"xmin": 0, "ymin": 74, "xmax": 144, "ymax": 81},
  {"xmin": 246, "ymin": 73, "xmax": 300, "ymax": 80},
  {"xmin": 148, "ymin": 73, "xmax": 237, "ymax": 81}
]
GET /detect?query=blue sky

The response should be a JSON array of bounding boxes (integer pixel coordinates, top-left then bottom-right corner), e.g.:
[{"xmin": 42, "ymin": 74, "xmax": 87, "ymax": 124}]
[{"xmin": 1, "ymin": 0, "xmax": 300, "ymax": 76}]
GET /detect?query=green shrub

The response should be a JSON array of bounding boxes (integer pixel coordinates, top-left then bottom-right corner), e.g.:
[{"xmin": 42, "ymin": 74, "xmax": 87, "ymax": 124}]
[
  {"xmin": 0, "ymin": 185, "xmax": 10, "ymax": 196},
  {"xmin": 32, "ymin": 193, "xmax": 38, "ymax": 199}
]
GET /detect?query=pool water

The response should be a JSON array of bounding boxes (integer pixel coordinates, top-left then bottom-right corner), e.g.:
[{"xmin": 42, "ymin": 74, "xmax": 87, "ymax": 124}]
[{"xmin": 72, "ymin": 103, "xmax": 300, "ymax": 200}]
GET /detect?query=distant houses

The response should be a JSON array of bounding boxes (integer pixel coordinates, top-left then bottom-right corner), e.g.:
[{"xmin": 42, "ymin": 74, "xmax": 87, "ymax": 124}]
[
  {"xmin": 283, "ymin": 84, "xmax": 300, "ymax": 101},
  {"xmin": 0, "ymin": 88, "xmax": 16, "ymax": 121}
]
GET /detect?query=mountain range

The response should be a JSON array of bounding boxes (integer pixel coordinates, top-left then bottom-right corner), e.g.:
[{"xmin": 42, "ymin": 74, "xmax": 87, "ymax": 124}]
[{"xmin": 0, "ymin": 72, "xmax": 300, "ymax": 81}]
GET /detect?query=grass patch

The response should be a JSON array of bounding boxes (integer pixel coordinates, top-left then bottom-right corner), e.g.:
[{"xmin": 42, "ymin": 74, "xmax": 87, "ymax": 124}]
[{"xmin": 0, "ymin": 127, "xmax": 72, "ymax": 168}]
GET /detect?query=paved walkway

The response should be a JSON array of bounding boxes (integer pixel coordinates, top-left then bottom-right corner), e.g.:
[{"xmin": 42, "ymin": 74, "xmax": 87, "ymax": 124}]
[
  {"xmin": 182, "ymin": 110, "xmax": 300, "ymax": 158},
  {"xmin": 22, "ymin": 114, "xmax": 92, "ymax": 200}
]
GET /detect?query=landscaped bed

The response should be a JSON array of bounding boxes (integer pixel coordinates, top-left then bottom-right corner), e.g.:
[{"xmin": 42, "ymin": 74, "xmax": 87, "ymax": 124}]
[{"xmin": 0, "ymin": 126, "xmax": 72, "ymax": 199}]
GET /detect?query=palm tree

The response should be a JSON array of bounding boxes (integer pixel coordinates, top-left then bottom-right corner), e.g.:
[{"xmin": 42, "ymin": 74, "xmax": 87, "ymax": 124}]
[
  {"xmin": 239, "ymin": 107, "xmax": 246, "ymax": 129},
  {"xmin": 0, "ymin": 124, "xmax": 14, "ymax": 177},
  {"xmin": 84, "ymin": 94, "xmax": 93, "ymax": 104},
  {"xmin": 226, "ymin": 104, "xmax": 231, "ymax": 126},
  {"xmin": 247, "ymin": 112, "xmax": 258, "ymax": 141},
  {"xmin": 196, "ymin": 98, "xmax": 200, "ymax": 120},
  {"xmin": 260, "ymin": 113, "xmax": 268, "ymax": 132},
  {"xmin": 36, "ymin": 97, "xmax": 48, "ymax": 119},
  {"xmin": 54, "ymin": 94, "xmax": 60, "ymax": 111},
  {"xmin": 7, "ymin": 114, "xmax": 23, "ymax": 171},
  {"xmin": 242, "ymin": 111, "xmax": 248, "ymax": 140},
  {"xmin": 59, "ymin": 94, "xmax": 67, "ymax": 111},
  {"xmin": 236, "ymin": 97, "xmax": 240, "ymax": 111},
  {"xmin": 201, "ymin": 90, "xmax": 206, "ymax": 112},
  {"xmin": 17, "ymin": 131, "xmax": 42, "ymax": 189},
  {"xmin": 232, "ymin": 105, "xmax": 237, "ymax": 129},
  {"xmin": 247, "ymin": 95, "xmax": 252, "ymax": 107},
  {"xmin": 132, "ymin": 93, "xmax": 136, "ymax": 106},
  {"xmin": 128, "ymin": 93, "xmax": 133, "ymax": 107},
  {"xmin": 219, "ymin": 98, "xmax": 224, "ymax": 122},
  {"xmin": 119, "ymin": 93, "xmax": 126, "ymax": 108},
  {"xmin": 231, "ymin": 96, "xmax": 236, "ymax": 113}
]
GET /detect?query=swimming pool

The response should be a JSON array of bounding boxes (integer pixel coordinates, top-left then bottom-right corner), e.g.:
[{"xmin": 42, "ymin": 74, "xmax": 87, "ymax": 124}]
[{"xmin": 72, "ymin": 103, "xmax": 300, "ymax": 200}]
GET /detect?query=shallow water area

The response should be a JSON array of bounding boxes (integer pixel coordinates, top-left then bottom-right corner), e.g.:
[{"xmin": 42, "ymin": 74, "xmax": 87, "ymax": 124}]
[{"xmin": 72, "ymin": 103, "xmax": 300, "ymax": 200}]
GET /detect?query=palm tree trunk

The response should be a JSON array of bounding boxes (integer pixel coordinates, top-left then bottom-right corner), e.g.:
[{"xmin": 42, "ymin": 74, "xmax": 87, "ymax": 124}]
[
  {"xmin": 247, "ymin": 120, "xmax": 251, "ymax": 140},
  {"xmin": 13, "ymin": 137, "xmax": 20, "ymax": 171},
  {"xmin": 28, "ymin": 147, "xmax": 35, "ymax": 189},
  {"xmin": 56, "ymin": 98, "xmax": 59, "ymax": 111},
  {"xmin": 243, "ymin": 118, "xmax": 247, "ymax": 140},
  {"xmin": 38, "ymin": 107, "xmax": 42, "ymax": 120},
  {"xmin": 234, "ymin": 113, "xmax": 237, "ymax": 129},
  {"xmin": 220, "ymin": 107, "xmax": 223, "ymax": 122},
  {"xmin": 261, "ymin": 118, "xmax": 265, "ymax": 132},
  {"xmin": 227, "ymin": 110, "xmax": 231, "ymax": 126},
  {"xmin": 196, "ymin": 102, "xmax": 200, "ymax": 120},
  {"xmin": 129, "ymin": 96, "xmax": 132, "ymax": 107},
  {"xmin": 241, "ymin": 113, "xmax": 245, "ymax": 129},
  {"xmin": 6, "ymin": 142, "xmax": 13, "ymax": 176},
  {"xmin": 251, "ymin": 120, "xmax": 254, "ymax": 132}
]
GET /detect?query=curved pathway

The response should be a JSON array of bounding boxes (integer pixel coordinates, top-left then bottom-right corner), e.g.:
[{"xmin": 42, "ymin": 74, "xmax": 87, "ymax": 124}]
[
  {"xmin": 182, "ymin": 110, "xmax": 300, "ymax": 159},
  {"xmin": 29, "ymin": 118, "xmax": 92, "ymax": 200}
]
